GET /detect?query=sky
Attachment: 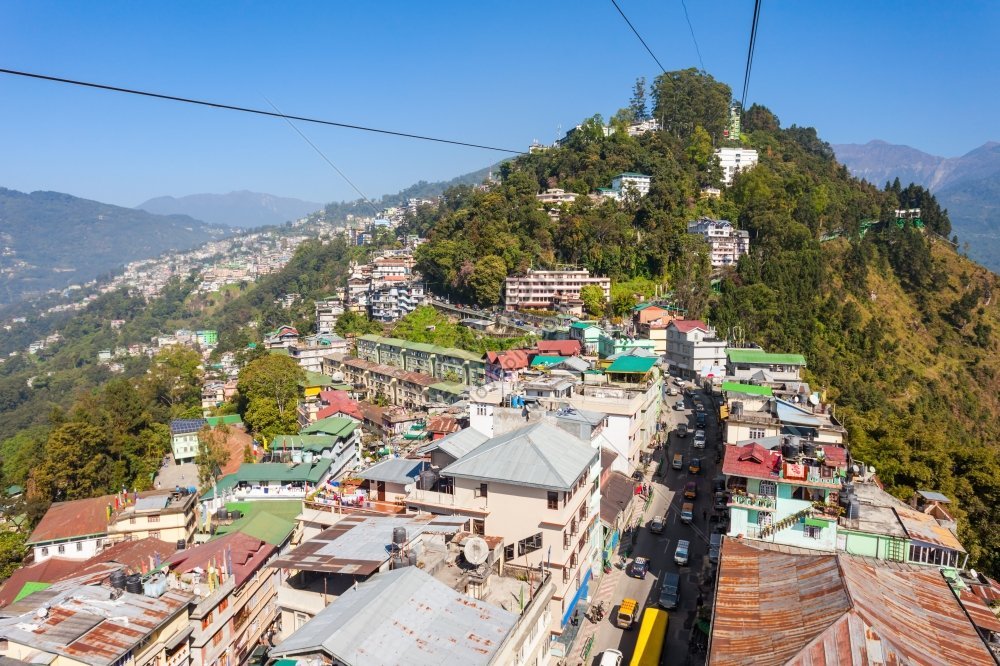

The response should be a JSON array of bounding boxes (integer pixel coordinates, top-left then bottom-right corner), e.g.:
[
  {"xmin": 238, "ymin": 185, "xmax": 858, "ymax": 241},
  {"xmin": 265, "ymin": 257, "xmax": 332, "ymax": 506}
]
[{"xmin": 1, "ymin": 1, "xmax": 997, "ymax": 208}]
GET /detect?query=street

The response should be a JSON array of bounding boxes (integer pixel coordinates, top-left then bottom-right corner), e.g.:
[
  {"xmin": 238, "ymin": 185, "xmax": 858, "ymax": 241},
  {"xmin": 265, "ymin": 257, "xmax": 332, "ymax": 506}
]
[{"xmin": 585, "ymin": 380, "xmax": 721, "ymax": 665}]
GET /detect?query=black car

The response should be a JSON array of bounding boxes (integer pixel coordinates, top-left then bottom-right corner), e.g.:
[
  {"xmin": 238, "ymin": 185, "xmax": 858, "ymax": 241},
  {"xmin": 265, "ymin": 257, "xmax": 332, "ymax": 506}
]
[
  {"xmin": 629, "ymin": 557, "xmax": 649, "ymax": 579},
  {"xmin": 659, "ymin": 572, "xmax": 681, "ymax": 609}
]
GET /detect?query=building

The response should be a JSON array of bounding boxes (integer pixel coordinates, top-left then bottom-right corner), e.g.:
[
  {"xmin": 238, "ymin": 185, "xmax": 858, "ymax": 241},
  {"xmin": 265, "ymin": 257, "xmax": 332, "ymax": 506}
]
[
  {"xmin": 686, "ymin": 217, "xmax": 750, "ymax": 267},
  {"xmin": 354, "ymin": 335, "xmax": 486, "ymax": 385},
  {"xmin": 263, "ymin": 325, "xmax": 300, "ymax": 349},
  {"xmin": 288, "ymin": 334, "xmax": 348, "ymax": 373},
  {"xmin": 503, "ymin": 270, "xmax": 610, "ymax": 312},
  {"xmin": 314, "ymin": 297, "xmax": 345, "ymax": 334},
  {"xmin": 195, "ymin": 330, "xmax": 218, "ymax": 346},
  {"xmin": 626, "ymin": 118, "xmax": 661, "ymax": 136},
  {"xmin": 170, "ymin": 417, "xmax": 246, "ymax": 464},
  {"xmin": 715, "ymin": 146, "xmax": 759, "ymax": 185},
  {"xmin": 664, "ymin": 320, "xmax": 728, "ymax": 379},
  {"xmin": 536, "ymin": 188, "xmax": 579, "ymax": 206},
  {"xmin": 722, "ymin": 394, "xmax": 846, "ymax": 446},
  {"xmin": 726, "ymin": 348, "xmax": 806, "ymax": 382},
  {"xmin": 324, "ymin": 354, "xmax": 457, "ymax": 409},
  {"xmin": 567, "ymin": 321, "xmax": 603, "ymax": 355},
  {"xmin": 164, "ymin": 531, "xmax": 279, "ymax": 666},
  {"xmin": 610, "ymin": 172, "xmax": 651, "ymax": 197},
  {"xmin": 406, "ymin": 422, "xmax": 601, "ymax": 635},
  {"xmin": 368, "ymin": 280, "xmax": 426, "ymax": 323},
  {"xmin": 203, "ymin": 458, "xmax": 335, "ymax": 503},
  {"xmin": 0, "ymin": 578, "xmax": 192, "ymax": 666},
  {"xmin": 708, "ymin": 538, "xmax": 995, "ymax": 665}
]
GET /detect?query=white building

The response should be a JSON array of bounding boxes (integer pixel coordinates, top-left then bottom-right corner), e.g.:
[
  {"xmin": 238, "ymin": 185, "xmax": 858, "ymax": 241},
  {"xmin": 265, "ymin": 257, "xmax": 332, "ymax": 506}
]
[
  {"xmin": 665, "ymin": 319, "xmax": 728, "ymax": 379},
  {"xmin": 504, "ymin": 269, "xmax": 610, "ymax": 311},
  {"xmin": 687, "ymin": 217, "xmax": 750, "ymax": 267},
  {"xmin": 716, "ymin": 147, "xmax": 759, "ymax": 185},
  {"xmin": 610, "ymin": 172, "xmax": 651, "ymax": 198},
  {"xmin": 627, "ymin": 118, "xmax": 661, "ymax": 136},
  {"xmin": 536, "ymin": 188, "xmax": 579, "ymax": 206},
  {"xmin": 315, "ymin": 298, "xmax": 344, "ymax": 334}
]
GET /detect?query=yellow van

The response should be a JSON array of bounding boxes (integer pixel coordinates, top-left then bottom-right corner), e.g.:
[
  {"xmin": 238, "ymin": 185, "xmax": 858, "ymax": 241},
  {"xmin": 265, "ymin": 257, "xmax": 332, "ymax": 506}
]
[{"xmin": 616, "ymin": 598, "xmax": 639, "ymax": 629}]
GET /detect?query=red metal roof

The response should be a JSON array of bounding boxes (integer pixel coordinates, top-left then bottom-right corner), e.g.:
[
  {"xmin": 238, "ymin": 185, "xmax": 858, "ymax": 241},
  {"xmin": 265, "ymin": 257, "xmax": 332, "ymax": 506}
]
[
  {"xmin": 535, "ymin": 340, "xmax": 582, "ymax": 356},
  {"xmin": 0, "ymin": 558, "xmax": 81, "ymax": 607},
  {"xmin": 722, "ymin": 443, "xmax": 782, "ymax": 480},
  {"xmin": 27, "ymin": 495, "xmax": 116, "ymax": 545},
  {"xmin": 165, "ymin": 531, "xmax": 275, "ymax": 588},
  {"xmin": 485, "ymin": 349, "xmax": 530, "ymax": 370},
  {"xmin": 425, "ymin": 416, "xmax": 461, "ymax": 435},
  {"xmin": 669, "ymin": 319, "xmax": 709, "ymax": 333},
  {"xmin": 317, "ymin": 390, "xmax": 363, "ymax": 421}
]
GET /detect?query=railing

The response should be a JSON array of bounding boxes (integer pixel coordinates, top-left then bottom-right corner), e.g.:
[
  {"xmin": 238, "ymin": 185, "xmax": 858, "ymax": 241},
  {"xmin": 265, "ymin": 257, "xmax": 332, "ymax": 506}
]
[{"xmin": 728, "ymin": 493, "xmax": 777, "ymax": 511}]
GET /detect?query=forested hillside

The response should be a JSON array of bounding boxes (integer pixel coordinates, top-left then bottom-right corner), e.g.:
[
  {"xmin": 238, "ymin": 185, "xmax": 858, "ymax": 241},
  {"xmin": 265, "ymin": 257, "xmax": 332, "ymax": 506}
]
[{"xmin": 408, "ymin": 69, "xmax": 1000, "ymax": 575}]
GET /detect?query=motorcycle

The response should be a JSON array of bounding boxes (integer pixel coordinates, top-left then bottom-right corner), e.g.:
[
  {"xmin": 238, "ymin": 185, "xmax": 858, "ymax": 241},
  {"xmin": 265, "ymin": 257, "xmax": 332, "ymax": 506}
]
[{"xmin": 588, "ymin": 601, "xmax": 605, "ymax": 622}]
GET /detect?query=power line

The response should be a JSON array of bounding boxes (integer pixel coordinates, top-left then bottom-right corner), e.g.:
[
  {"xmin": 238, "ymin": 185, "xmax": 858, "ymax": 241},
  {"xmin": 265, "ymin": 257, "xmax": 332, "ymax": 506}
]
[
  {"xmin": 609, "ymin": 0, "xmax": 667, "ymax": 74},
  {"xmin": 740, "ymin": 0, "xmax": 762, "ymax": 111},
  {"xmin": 0, "ymin": 67, "xmax": 525, "ymax": 155},
  {"xmin": 679, "ymin": 0, "xmax": 706, "ymax": 72},
  {"xmin": 262, "ymin": 95, "xmax": 380, "ymax": 216}
]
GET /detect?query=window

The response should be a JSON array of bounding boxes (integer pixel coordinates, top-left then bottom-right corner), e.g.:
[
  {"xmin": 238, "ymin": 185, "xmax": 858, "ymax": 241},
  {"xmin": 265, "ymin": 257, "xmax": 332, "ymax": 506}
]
[
  {"xmin": 758, "ymin": 480, "xmax": 777, "ymax": 498},
  {"xmin": 547, "ymin": 492, "xmax": 558, "ymax": 509},
  {"xmin": 749, "ymin": 428, "xmax": 766, "ymax": 440},
  {"xmin": 130, "ymin": 517, "xmax": 137, "ymax": 525},
  {"xmin": 477, "ymin": 483, "xmax": 488, "ymax": 498},
  {"xmin": 517, "ymin": 532, "xmax": 543, "ymax": 557},
  {"xmin": 76, "ymin": 542, "xmax": 83, "ymax": 552},
  {"xmin": 147, "ymin": 515, "xmax": 160, "ymax": 523},
  {"xmin": 41, "ymin": 547, "xmax": 48, "ymax": 556},
  {"xmin": 58, "ymin": 545, "xmax": 65, "ymax": 554},
  {"xmin": 212, "ymin": 631, "xmax": 224, "ymax": 646},
  {"xmin": 294, "ymin": 612, "xmax": 309, "ymax": 631},
  {"xmin": 149, "ymin": 530, "xmax": 161, "ymax": 539},
  {"xmin": 218, "ymin": 598, "xmax": 228, "ymax": 613},
  {"xmin": 805, "ymin": 525, "xmax": 822, "ymax": 539},
  {"xmin": 201, "ymin": 612, "xmax": 213, "ymax": 630}
]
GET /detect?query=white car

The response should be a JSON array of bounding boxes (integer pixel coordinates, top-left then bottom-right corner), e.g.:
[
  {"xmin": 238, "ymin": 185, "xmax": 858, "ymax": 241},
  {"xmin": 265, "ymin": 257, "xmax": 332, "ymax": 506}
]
[
  {"xmin": 675, "ymin": 539, "xmax": 690, "ymax": 565},
  {"xmin": 599, "ymin": 649, "xmax": 624, "ymax": 666},
  {"xmin": 694, "ymin": 430, "xmax": 706, "ymax": 448}
]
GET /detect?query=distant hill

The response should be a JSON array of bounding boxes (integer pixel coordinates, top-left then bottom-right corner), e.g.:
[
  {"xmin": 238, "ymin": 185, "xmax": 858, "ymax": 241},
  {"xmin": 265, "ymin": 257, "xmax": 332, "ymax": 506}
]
[
  {"xmin": 833, "ymin": 140, "xmax": 1000, "ymax": 270},
  {"xmin": 138, "ymin": 190, "xmax": 322, "ymax": 229},
  {"xmin": 0, "ymin": 187, "xmax": 228, "ymax": 306}
]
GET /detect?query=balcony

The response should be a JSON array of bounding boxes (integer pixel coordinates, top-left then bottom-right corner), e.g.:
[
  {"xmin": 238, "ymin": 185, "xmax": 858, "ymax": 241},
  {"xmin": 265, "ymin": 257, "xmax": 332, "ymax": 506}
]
[{"xmin": 727, "ymin": 492, "xmax": 777, "ymax": 512}]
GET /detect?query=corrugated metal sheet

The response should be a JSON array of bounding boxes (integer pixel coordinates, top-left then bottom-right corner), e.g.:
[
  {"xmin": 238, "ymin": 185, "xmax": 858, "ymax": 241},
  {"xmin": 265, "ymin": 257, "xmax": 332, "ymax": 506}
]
[{"xmin": 893, "ymin": 506, "xmax": 966, "ymax": 553}]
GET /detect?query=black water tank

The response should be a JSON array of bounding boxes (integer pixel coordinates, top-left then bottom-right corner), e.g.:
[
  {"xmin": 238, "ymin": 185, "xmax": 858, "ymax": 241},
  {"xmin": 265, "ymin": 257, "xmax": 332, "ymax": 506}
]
[
  {"xmin": 125, "ymin": 574, "xmax": 143, "ymax": 594},
  {"xmin": 802, "ymin": 441, "xmax": 816, "ymax": 458},
  {"xmin": 230, "ymin": 510, "xmax": 242, "ymax": 521},
  {"xmin": 176, "ymin": 539, "xmax": 186, "ymax": 551},
  {"xmin": 110, "ymin": 570, "xmax": 127, "ymax": 590}
]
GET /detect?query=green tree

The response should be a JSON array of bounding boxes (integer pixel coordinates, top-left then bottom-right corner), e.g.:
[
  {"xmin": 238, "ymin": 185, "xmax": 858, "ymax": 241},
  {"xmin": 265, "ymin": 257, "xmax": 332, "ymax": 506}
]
[
  {"xmin": 34, "ymin": 422, "xmax": 113, "ymax": 502},
  {"xmin": 238, "ymin": 354, "xmax": 304, "ymax": 444},
  {"xmin": 468, "ymin": 255, "xmax": 508, "ymax": 306},
  {"xmin": 628, "ymin": 76, "xmax": 648, "ymax": 121},
  {"xmin": 141, "ymin": 346, "xmax": 203, "ymax": 419},
  {"xmin": 195, "ymin": 425, "xmax": 231, "ymax": 488},
  {"xmin": 580, "ymin": 284, "xmax": 607, "ymax": 317},
  {"xmin": 334, "ymin": 311, "xmax": 382, "ymax": 338},
  {"xmin": 0, "ymin": 531, "xmax": 27, "ymax": 579},
  {"xmin": 651, "ymin": 68, "xmax": 731, "ymax": 142}
]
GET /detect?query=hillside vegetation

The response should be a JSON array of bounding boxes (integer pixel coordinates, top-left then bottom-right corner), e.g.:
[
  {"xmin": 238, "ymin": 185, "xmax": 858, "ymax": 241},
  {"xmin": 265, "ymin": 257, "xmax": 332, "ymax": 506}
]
[{"xmin": 408, "ymin": 69, "xmax": 1000, "ymax": 575}]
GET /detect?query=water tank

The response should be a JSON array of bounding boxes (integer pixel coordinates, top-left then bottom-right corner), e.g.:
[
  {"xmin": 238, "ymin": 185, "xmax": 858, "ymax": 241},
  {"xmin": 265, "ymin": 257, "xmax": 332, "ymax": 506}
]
[
  {"xmin": 125, "ymin": 574, "xmax": 143, "ymax": 594},
  {"xmin": 783, "ymin": 438, "xmax": 800, "ymax": 459},
  {"xmin": 110, "ymin": 570, "xmax": 127, "ymax": 590},
  {"xmin": 847, "ymin": 497, "xmax": 861, "ymax": 520},
  {"xmin": 144, "ymin": 575, "xmax": 167, "ymax": 598},
  {"xmin": 802, "ymin": 440, "xmax": 816, "ymax": 458},
  {"xmin": 407, "ymin": 552, "xmax": 418, "ymax": 567},
  {"xmin": 230, "ymin": 510, "xmax": 242, "ymax": 521},
  {"xmin": 216, "ymin": 507, "xmax": 228, "ymax": 519},
  {"xmin": 175, "ymin": 539, "xmax": 186, "ymax": 551},
  {"xmin": 392, "ymin": 527, "xmax": 407, "ymax": 546},
  {"xmin": 419, "ymin": 469, "xmax": 438, "ymax": 490},
  {"xmin": 303, "ymin": 452, "xmax": 314, "ymax": 464},
  {"xmin": 291, "ymin": 451, "xmax": 303, "ymax": 464}
]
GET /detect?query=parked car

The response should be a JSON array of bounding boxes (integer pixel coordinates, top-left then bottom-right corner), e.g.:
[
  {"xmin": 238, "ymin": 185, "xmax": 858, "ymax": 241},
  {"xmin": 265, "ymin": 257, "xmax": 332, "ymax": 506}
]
[
  {"xmin": 629, "ymin": 557, "xmax": 649, "ymax": 579},
  {"xmin": 650, "ymin": 515, "xmax": 665, "ymax": 534},
  {"xmin": 684, "ymin": 481, "xmax": 698, "ymax": 499},
  {"xmin": 672, "ymin": 453, "xmax": 684, "ymax": 470},
  {"xmin": 599, "ymin": 649, "xmax": 624, "ymax": 666},
  {"xmin": 709, "ymin": 533, "xmax": 723, "ymax": 563},
  {"xmin": 712, "ymin": 475, "xmax": 727, "ymax": 493},
  {"xmin": 689, "ymin": 458, "xmax": 701, "ymax": 475},
  {"xmin": 695, "ymin": 403, "xmax": 706, "ymax": 413},
  {"xmin": 674, "ymin": 399, "xmax": 685, "ymax": 411},
  {"xmin": 659, "ymin": 572, "xmax": 681, "ymax": 609},
  {"xmin": 681, "ymin": 502, "xmax": 695, "ymax": 524},
  {"xmin": 677, "ymin": 423, "xmax": 689, "ymax": 438},
  {"xmin": 667, "ymin": 386, "xmax": 678, "ymax": 396},
  {"xmin": 693, "ymin": 430, "xmax": 706, "ymax": 448},
  {"xmin": 675, "ymin": 539, "xmax": 690, "ymax": 565},
  {"xmin": 695, "ymin": 412, "xmax": 707, "ymax": 428},
  {"xmin": 714, "ymin": 491, "xmax": 728, "ymax": 511},
  {"xmin": 616, "ymin": 599, "xmax": 638, "ymax": 630}
]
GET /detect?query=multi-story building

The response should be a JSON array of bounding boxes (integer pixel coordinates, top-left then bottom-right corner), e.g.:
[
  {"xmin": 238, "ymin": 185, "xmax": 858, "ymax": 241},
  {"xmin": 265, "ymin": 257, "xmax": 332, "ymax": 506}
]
[
  {"xmin": 686, "ymin": 217, "xmax": 751, "ymax": 267},
  {"xmin": 288, "ymin": 334, "xmax": 348, "ymax": 373},
  {"xmin": 726, "ymin": 348, "xmax": 806, "ymax": 383},
  {"xmin": 354, "ymin": 335, "xmax": 485, "ymax": 385},
  {"xmin": 203, "ymin": 458, "xmax": 335, "ymax": 504},
  {"xmin": 611, "ymin": 172, "xmax": 651, "ymax": 197},
  {"xmin": 715, "ymin": 147, "xmax": 759, "ymax": 185},
  {"xmin": 368, "ymin": 280, "xmax": 426, "ymax": 322},
  {"xmin": 407, "ymin": 422, "xmax": 601, "ymax": 636},
  {"xmin": 665, "ymin": 319, "xmax": 728, "ymax": 379},
  {"xmin": 722, "ymin": 389, "xmax": 846, "ymax": 446},
  {"xmin": 314, "ymin": 297, "xmax": 344, "ymax": 334},
  {"xmin": 536, "ymin": 188, "xmax": 579, "ymax": 206},
  {"xmin": 504, "ymin": 269, "xmax": 610, "ymax": 312}
]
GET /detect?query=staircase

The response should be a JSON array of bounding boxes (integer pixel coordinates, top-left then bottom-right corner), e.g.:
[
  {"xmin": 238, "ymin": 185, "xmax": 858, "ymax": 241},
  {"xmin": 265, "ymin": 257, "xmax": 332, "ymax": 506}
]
[{"xmin": 759, "ymin": 507, "xmax": 814, "ymax": 539}]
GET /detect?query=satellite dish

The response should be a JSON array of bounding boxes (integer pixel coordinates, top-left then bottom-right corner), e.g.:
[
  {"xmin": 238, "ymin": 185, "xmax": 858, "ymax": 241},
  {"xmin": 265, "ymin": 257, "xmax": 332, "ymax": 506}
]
[
  {"xmin": 463, "ymin": 537, "xmax": 489, "ymax": 566},
  {"xmin": 809, "ymin": 393, "xmax": 820, "ymax": 405}
]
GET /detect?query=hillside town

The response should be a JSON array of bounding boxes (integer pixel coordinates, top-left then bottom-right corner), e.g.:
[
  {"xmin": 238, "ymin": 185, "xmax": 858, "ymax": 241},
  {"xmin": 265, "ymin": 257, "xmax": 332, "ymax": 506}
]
[{"xmin": 1, "ymin": 175, "xmax": 998, "ymax": 666}]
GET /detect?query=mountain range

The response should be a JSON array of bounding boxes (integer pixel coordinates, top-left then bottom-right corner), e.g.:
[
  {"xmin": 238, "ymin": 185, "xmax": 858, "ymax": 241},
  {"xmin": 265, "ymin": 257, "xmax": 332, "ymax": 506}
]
[
  {"xmin": 833, "ymin": 140, "xmax": 1000, "ymax": 270},
  {"xmin": 0, "ymin": 188, "xmax": 228, "ymax": 306},
  {"xmin": 137, "ymin": 190, "xmax": 322, "ymax": 229}
]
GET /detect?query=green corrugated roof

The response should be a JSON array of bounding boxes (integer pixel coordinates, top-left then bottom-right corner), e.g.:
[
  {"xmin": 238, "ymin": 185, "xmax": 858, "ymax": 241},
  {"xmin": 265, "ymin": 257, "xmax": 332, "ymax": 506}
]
[
  {"xmin": 430, "ymin": 381, "xmax": 467, "ymax": 395},
  {"xmin": 721, "ymin": 382, "xmax": 773, "ymax": 397},
  {"xmin": 616, "ymin": 172, "xmax": 651, "ymax": 178},
  {"xmin": 202, "ymin": 459, "xmax": 334, "ymax": 499},
  {"xmin": 300, "ymin": 416, "xmax": 358, "ymax": 438},
  {"xmin": 726, "ymin": 349, "xmax": 807, "ymax": 366},
  {"xmin": 14, "ymin": 581, "xmax": 51, "ymax": 602},
  {"xmin": 205, "ymin": 414, "xmax": 243, "ymax": 427},
  {"xmin": 213, "ymin": 501, "xmax": 300, "ymax": 545},
  {"xmin": 357, "ymin": 335, "xmax": 483, "ymax": 363},
  {"xmin": 569, "ymin": 321, "xmax": 598, "ymax": 329},
  {"xmin": 530, "ymin": 355, "xmax": 567, "ymax": 367},
  {"xmin": 606, "ymin": 356, "xmax": 657, "ymax": 373},
  {"xmin": 300, "ymin": 371, "xmax": 336, "ymax": 388},
  {"xmin": 271, "ymin": 434, "xmax": 340, "ymax": 453}
]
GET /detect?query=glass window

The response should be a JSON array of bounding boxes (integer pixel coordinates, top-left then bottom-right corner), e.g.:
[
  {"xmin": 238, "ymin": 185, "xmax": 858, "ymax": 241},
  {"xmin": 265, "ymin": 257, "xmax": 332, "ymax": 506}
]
[{"xmin": 547, "ymin": 491, "xmax": 558, "ymax": 509}]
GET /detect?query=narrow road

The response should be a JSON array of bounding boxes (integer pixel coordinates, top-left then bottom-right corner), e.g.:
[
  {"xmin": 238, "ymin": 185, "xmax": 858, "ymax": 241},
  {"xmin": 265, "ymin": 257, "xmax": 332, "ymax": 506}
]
[{"xmin": 585, "ymin": 379, "xmax": 721, "ymax": 665}]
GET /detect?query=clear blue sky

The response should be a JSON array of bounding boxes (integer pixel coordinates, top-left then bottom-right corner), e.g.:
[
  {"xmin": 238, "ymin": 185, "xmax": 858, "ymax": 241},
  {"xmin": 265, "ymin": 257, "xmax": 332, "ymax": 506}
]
[{"xmin": 1, "ymin": 1, "xmax": 997, "ymax": 208}]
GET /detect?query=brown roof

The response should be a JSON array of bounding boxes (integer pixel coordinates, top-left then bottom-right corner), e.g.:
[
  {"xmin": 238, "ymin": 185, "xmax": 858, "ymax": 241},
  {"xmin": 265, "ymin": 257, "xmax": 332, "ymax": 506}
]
[
  {"xmin": 81, "ymin": 537, "xmax": 178, "ymax": 573},
  {"xmin": 710, "ymin": 539, "xmax": 994, "ymax": 666},
  {"xmin": 535, "ymin": 340, "xmax": 582, "ymax": 356},
  {"xmin": 27, "ymin": 495, "xmax": 115, "ymax": 545},
  {"xmin": 165, "ymin": 532, "xmax": 275, "ymax": 587},
  {"xmin": 599, "ymin": 472, "xmax": 634, "ymax": 525},
  {"xmin": 893, "ymin": 505, "xmax": 966, "ymax": 553},
  {"xmin": 425, "ymin": 416, "xmax": 461, "ymax": 435},
  {"xmin": 219, "ymin": 426, "xmax": 258, "ymax": 477},
  {"xmin": 0, "ymin": 558, "xmax": 82, "ymax": 608}
]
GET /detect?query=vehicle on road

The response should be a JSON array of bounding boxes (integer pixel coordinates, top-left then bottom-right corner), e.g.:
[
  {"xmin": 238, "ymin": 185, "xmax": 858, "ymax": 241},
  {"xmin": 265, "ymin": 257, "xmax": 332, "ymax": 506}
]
[
  {"xmin": 689, "ymin": 458, "xmax": 701, "ymax": 475},
  {"xmin": 693, "ymin": 429, "xmax": 706, "ymax": 448},
  {"xmin": 616, "ymin": 598, "xmax": 638, "ymax": 629},
  {"xmin": 709, "ymin": 533, "xmax": 723, "ymax": 563},
  {"xmin": 629, "ymin": 607, "xmax": 668, "ymax": 666},
  {"xmin": 674, "ymin": 539, "xmax": 690, "ymax": 565},
  {"xmin": 672, "ymin": 453, "xmax": 684, "ymax": 470},
  {"xmin": 658, "ymin": 572, "xmax": 681, "ymax": 609},
  {"xmin": 694, "ymin": 402, "xmax": 705, "ymax": 412},
  {"xmin": 681, "ymin": 502, "xmax": 695, "ymax": 524},
  {"xmin": 712, "ymin": 475, "xmax": 727, "ymax": 493},
  {"xmin": 599, "ymin": 649, "xmax": 624, "ymax": 666},
  {"xmin": 676, "ymin": 423, "xmax": 688, "ymax": 438},
  {"xmin": 629, "ymin": 556, "xmax": 649, "ymax": 579},
  {"xmin": 684, "ymin": 481, "xmax": 697, "ymax": 499},
  {"xmin": 714, "ymin": 491, "xmax": 728, "ymax": 511},
  {"xmin": 650, "ymin": 515, "xmax": 665, "ymax": 534},
  {"xmin": 667, "ymin": 386, "xmax": 678, "ymax": 396},
  {"xmin": 674, "ymin": 399, "xmax": 685, "ymax": 411},
  {"xmin": 695, "ymin": 411, "xmax": 707, "ymax": 428}
]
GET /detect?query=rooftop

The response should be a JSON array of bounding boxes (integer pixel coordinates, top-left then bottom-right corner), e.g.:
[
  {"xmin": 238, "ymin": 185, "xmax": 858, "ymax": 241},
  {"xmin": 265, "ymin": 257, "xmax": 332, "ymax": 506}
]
[
  {"xmin": 270, "ymin": 566, "xmax": 517, "ymax": 666},
  {"xmin": 721, "ymin": 381, "xmax": 773, "ymax": 397},
  {"xmin": 166, "ymin": 531, "xmax": 275, "ymax": 588},
  {"xmin": 417, "ymin": 428, "xmax": 490, "ymax": 462},
  {"xmin": 203, "ymin": 459, "xmax": 333, "ymax": 500},
  {"xmin": 213, "ymin": 500, "xmax": 301, "ymax": 546},
  {"xmin": 535, "ymin": 340, "xmax": 582, "ymax": 356},
  {"xmin": 27, "ymin": 495, "xmax": 115, "ymax": 545},
  {"xmin": 709, "ymin": 539, "xmax": 994, "ymax": 666},
  {"xmin": 441, "ymin": 422, "xmax": 597, "ymax": 491},
  {"xmin": 726, "ymin": 349, "xmax": 807, "ymax": 366},
  {"xmin": 357, "ymin": 335, "xmax": 483, "ymax": 363},
  {"xmin": 357, "ymin": 458, "xmax": 427, "ymax": 486},
  {"xmin": 605, "ymin": 356, "xmax": 657, "ymax": 374},
  {"xmin": 300, "ymin": 416, "xmax": 360, "ymax": 439}
]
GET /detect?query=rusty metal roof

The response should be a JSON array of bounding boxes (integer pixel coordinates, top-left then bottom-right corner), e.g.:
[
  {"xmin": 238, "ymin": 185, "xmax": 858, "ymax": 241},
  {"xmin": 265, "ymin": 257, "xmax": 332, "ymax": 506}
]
[
  {"xmin": 710, "ymin": 539, "xmax": 995, "ymax": 666},
  {"xmin": 27, "ymin": 495, "xmax": 115, "ymax": 545},
  {"xmin": 0, "ymin": 582, "xmax": 190, "ymax": 666},
  {"xmin": 893, "ymin": 505, "xmax": 966, "ymax": 553}
]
